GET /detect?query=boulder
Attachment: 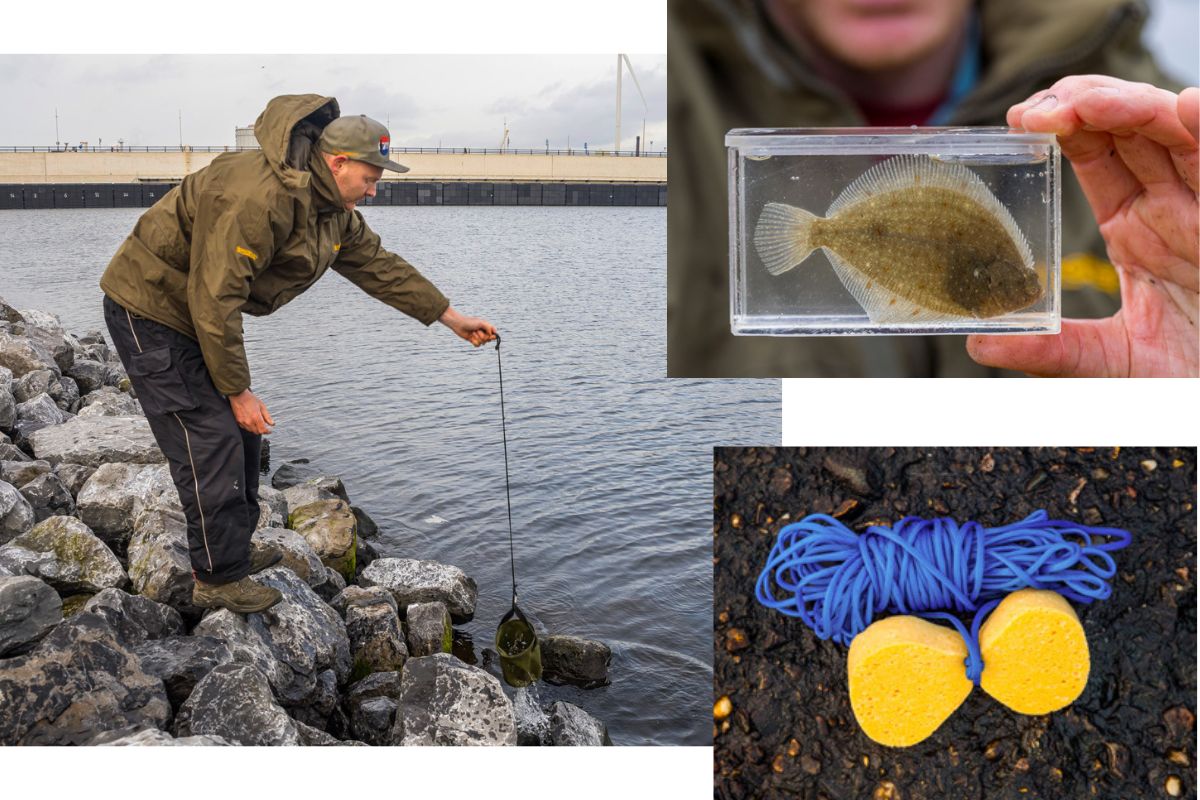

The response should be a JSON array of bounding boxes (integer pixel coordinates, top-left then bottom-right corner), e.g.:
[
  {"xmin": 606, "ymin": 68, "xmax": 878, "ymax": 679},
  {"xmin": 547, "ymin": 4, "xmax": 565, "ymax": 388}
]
[
  {"xmin": 0, "ymin": 613, "xmax": 171, "ymax": 745},
  {"xmin": 0, "ymin": 575, "xmax": 62, "ymax": 656},
  {"xmin": 283, "ymin": 482, "xmax": 339, "ymax": 511},
  {"xmin": 255, "ymin": 485, "xmax": 287, "ymax": 530},
  {"xmin": 0, "ymin": 299, "xmax": 22, "ymax": 325},
  {"xmin": 272, "ymin": 461, "xmax": 349, "ymax": 503},
  {"xmin": 56, "ymin": 375, "xmax": 80, "ymax": 413},
  {"xmin": 0, "ymin": 458, "xmax": 51, "ymax": 487},
  {"xmin": 13, "ymin": 369, "xmax": 60, "ymax": 404},
  {"xmin": 0, "ymin": 386, "xmax": 13, "ymax": 430},
  {"xmin": 67, "ymin": 358, "xmax": 107, "ymax": 393},
  {"xmin": 174, "ymin": 663, "xmax": 302, "ymax": 746},
  {"xmin": 548, "ymin": 701, "xmax": 612, "ymax": 746},
  {"xmin": 288, "ymin": 498, "xmax": 356, "ymax": 582},
  {"xmin": 513, "ymin": 684, "xmax": 552, "ymax": 746},
  {"xmin": 13, "ymin": 392, "xmax": 68, "ymax": 442},
  {"xmin": 351, "ymin": 504, "xmax": 379, "ymax": 538},
  {"xmin": 294, "ymin": 718, "xmax": 345, "ymax": 746},
  {"xmin": 91, "ymin": 727, "xmax": 235, "ymax": 746},
  {"xmin": 81, "ymin": 587, "xmax": 184, "ymax": 646},
  {"xmin": 311, "ymin": 565, "xmax": 346, "ymax": 603},
  {"xmin": 18, "ymin": 313, "xmax": 73, "ymax": 373},
  {"xmin": 0, "ymin": 480, "xmax": 35, "ymax": 545},
  {"xmin": 329, "ymin": 585, "xmax": 398, "ymax": 619},
  {"xmin": 360, "ymin": 557, "xmax": 478, "ymax": 622},
  {"xmin": 0, "ymin": 444, "xmax": 31, "ymax": 462},
  {"xmin": 28, "ymin": 414, "xmax": 164, "ymax": 467},
  {"xmin": 346, "ymin": 601, "xmax": 407, "ymax": 682},
  {"xmin": 250, "ymin": 526, "xmax": 325, "ymax": 586},
  {"xmin": 133, "ymin": 635, "xmax": 235, "ymax": 711},
  {"xmin": 19, "ymin": 472, "xmax": 75, "ymax": 522},
  {"xmin": 541, "ymin": 635, "xmax": 612, "ymax": 689},
  {"xmin": 192, "ymin": 609, "xmax": 289, "ymax": 690},
  {"xmin": 392, "ymin": 653, "xmax": 517, "ymax": 746},
  {"xmin": 78, "ymin": 387, "xmax": 142, "ymax": 418},
  {"xmin": 405, "ymin": 601, "xmax": 452, "ymax": 657},
  {"xmin": 0, "ymin": 515, "xmax": 126, "ymax": 593},
  {"xmin": 77, "ymin": 462, "xmax": 179, "ymax": 548},
  {"xmin": 0, "ymin": 331, "xmax": 59, "ymax": 379},
  {"xmin": 126, "ymin": 507, "xmax": 194, "ymax": 612},
  {"xmin": 347, "ymin": 671, "xmax": 402, "ymax": 746},
  {"xmin": 53, "ymin": 462, "xmax": 97, "ymax": 497}
]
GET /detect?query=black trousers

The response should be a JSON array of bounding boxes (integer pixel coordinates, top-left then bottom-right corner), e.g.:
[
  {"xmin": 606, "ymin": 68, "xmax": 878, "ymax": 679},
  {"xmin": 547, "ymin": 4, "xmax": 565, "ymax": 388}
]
[{"xmin": 103, "ymin": 294, "xmax": 260, "ymax": 584}]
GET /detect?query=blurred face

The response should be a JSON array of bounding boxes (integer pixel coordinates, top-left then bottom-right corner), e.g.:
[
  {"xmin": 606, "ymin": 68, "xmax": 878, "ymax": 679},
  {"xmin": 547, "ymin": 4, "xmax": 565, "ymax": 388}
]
[
  {"xmin": 327, "ymin": 155, "xmax": 383, "ymax": 211},
  {"xmin": 781, "ymin": 0, "xmax": 972, "ymax": 71}
]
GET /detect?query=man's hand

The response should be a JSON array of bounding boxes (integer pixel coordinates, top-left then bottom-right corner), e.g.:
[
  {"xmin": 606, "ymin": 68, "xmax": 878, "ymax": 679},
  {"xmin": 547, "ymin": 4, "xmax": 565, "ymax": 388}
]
[
  {"xmin": 439, "ymin": 306, "xmax": 498, "ymax": 347},
  {"xmin": 967, "ymin": 76, "xmax": 1199, "ymax": 377},
  {"xmin": 229, "ymin": 389, "xmax": 274, "ymax": 435}
]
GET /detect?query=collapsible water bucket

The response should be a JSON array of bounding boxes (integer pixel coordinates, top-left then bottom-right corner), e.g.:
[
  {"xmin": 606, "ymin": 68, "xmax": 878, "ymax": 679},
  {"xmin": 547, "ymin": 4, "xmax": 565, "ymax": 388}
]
[{"xmin": 495, "ymin": 603, "xmax": 542, "ymax": 687}]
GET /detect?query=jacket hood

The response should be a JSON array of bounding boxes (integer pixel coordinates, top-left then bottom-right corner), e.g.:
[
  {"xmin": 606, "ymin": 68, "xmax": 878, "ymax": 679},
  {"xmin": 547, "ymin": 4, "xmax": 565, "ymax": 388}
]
[{"xmin": 254, "ymin": 94, "xmax": 341, "ymax": 189}]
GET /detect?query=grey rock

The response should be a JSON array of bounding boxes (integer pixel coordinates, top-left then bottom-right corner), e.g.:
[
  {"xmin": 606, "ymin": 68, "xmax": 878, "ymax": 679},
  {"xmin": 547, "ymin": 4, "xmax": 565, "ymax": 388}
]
[
  {"xmin": 67, "ymin": 358, "xmax": 107, "ymax": 393},
  {"xmin": 77, "ymin": 462, "xmax": 179, "ymax": 548},
  {"xmin": 355, "ymin": 536, "xmax": 380, "ymax": 577},
  {"xmin": 0, "ymin": 612, "xmax": 171, "ymax": 745},
  {"xmin": 392, "ymin": 653, "xmax": 517, "ymax": 746},
  {"xmin": 0, "ymin": 301, "xmax": 21, "ymax": 325},
  {"xmin": 272, "ymin": 461, "xmax": 349, "ymax": 503},
  {"xmin": 13, "ymin": 369, "xmax": 60, "ymax": 404},
  {"xmin": 347, "ymin": 670, "xmax": 403, "ymax": 702},
  {"xmin": 28, "ymin": 414, "xmax": 164, "ymax": 467},
  {"xmin": 192, "ymin": 609, "xmax": 288, "ymax": 690},
  {"xmin": 56, "ymin": 375, "xmax": 80, "ymax": 413},
  {"xmin": 548, "ymin": 701, "xmax": 612, "ymax": 746},
  {"xmin": 133, "ymin": 635, "xmax": 235, "ymax": 711},
  {"xmin": 0, "ymin": 459, "xmax": 51, "ymax": 487},
  {"xmin": 351, "ymin": 504, "xmax": 379, "ymax": 538},
  {"xmin": 126, "ymin": 507, "xmax": 194, "ymax": 612},
  {"xmin": 288, "ymin": 498, "xmax": 357, "ymax": 582},
  {"xmin": 0, "ymin": 480, "xmax": 35, "ymax": 544},
  {"xmin": 311, "ymin": 564, "xmax": 346, "ymax": 603},
  {"xmin": 347, "ymin": 601, "xmax": 407, "ymax": 681},
  {"xmin": 103, "ymin": 363, "xmax": 130, "ymax": 390},
  {"xmin": 174, "ymin": 663, "xmax": 302, "ymax": 746},
  {"xmin": 0, "ymin": 331, "xmax": 59, "ymax": 379},
  {"xmin": 282, "ymin": 482, "xmax": 339, "ymax": 512},
  {"xmin": 360, "ymin": 557, "xmax": 478, "ymax": 622},
  {"xmin": 289, "ymin": 667, "xmax": 342, "ymax": 732},
  {"xmin": 13, "ymin": 392, "xmax": 69, "ymax": 441},
  {"xmin": 82, "ymin": 587, "xmax": 184, "ymax": 646},
  {"xmin": 78, "ymin": 386, "xmax": 141, "ymax": 417},
  {"xmin": 53, "ymin": 462, "xmax": 97, "ymax": 497},
  {"xmin": 295, "ymin": 718, "xmax": 343, "ymax": 746},
  {"xmin": 91, "ymin": 727, "xmax": 235, "ymax": 746},
  {"xmin": 0, "ymin": 515, "xmax": 126, "ymax": 593},
  {"xmin": 330, "ymin": 585, "xmax": 398, "ymax": 619},
  {"xmin": 0, "ymin": 575, "xmax": 62, "ymax": 656},
  {"xmin": 255, "ymin": 485, "xmax": 287, "ymax": 530},
  {"xmin": 250, "ymin": 526, "xmax": 325, "ymax": 587},
  {"xmin": 0, "ymin": 443, "xmax": 31, "ymax": 462},
  {"xmin": 18, "ymin": 313, "xmax": 73, "ymax": 373},
  {"xmin": 406, "ymin": 600, "xmax": 452, "ymax": 657},
  {"xmin": 242, "ymin": 567, "xmax": 353, "ymax": 705},
  {"xmin": 513, "ymin": 684, "xmax": 552, "ymax": 746},
  {"xmin": 541, "ymin": 635, "xmax": 612, "ymax": 689},
  {"xmin": 0, "ymin": 386, "xmax": 13, "ymax": 430},
  {"xmin": 19, "ymin": 472, "xmax": 75, "ymax": 522},
  {"xmin": 351, "ymin": 695, "xmax": 397, "ymax": 746}
]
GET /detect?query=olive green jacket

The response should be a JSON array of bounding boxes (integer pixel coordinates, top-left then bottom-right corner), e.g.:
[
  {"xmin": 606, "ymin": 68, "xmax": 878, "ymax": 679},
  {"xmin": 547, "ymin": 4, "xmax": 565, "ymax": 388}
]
[
  {"xmin": 100, "ymin": 94, "xmax": 450, "ymax": 396},
  {"xmin": 668, "ymin": 0, "xmax": 1178, "ymax": 377}
]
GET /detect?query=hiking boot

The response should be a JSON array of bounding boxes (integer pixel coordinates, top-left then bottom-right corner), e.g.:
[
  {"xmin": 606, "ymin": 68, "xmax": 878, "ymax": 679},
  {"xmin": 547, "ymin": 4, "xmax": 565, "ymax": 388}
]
[
  {"xmin": 248, "ymin": 546, "xmax": 284, "ymax": 574},
  {"xmin": 193, "ymin": 575, "xmax": 282, "ymax": 613}
]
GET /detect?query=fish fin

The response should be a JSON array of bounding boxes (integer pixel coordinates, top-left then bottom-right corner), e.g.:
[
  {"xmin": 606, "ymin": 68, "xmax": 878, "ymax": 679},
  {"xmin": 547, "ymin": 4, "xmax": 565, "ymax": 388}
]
[
  {"xmin": 754, "ymin": 202, "xmax": 819, "ymax": 276},
  {"xmin": 824, "ymin": 250, "xmax": 943, "ymax": 325},
  {"xmin": 828, "ymin": 155, "xmax": 1035, "ymax": 270}
]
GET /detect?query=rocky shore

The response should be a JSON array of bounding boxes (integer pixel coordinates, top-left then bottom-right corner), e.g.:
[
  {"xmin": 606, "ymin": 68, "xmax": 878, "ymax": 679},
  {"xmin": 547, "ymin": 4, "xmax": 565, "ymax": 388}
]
[{"xmin": 0, "ymin": 297, "xmax": 613, "ymax": 746}]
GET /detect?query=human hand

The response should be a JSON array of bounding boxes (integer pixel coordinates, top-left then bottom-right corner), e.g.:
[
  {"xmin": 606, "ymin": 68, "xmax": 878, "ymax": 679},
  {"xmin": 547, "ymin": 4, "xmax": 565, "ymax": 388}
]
[
  {"xmin": 229, "ymin": 389, "xmax": 275, "ymax": 434},
  {"xmin": 439, "ymin": 306, "xmax": 498, "ymax": 347},
  {"xmin": 967, "ymin": 76, "xmax": 1199, "ymax": 377}
]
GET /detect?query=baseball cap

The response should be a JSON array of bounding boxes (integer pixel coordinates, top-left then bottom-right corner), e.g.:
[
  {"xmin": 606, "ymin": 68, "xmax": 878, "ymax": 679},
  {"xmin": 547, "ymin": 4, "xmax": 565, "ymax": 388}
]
[{"xmin": 318, "ymin": 114, "xmax": 410, "ymax": 173}]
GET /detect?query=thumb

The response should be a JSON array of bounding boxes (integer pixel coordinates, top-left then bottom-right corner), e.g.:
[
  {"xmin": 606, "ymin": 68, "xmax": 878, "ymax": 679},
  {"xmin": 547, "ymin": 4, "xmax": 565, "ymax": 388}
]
[
  {"xmin": 1179, "ymin": 87, "xmax": 1199, "ymax": 143},
  {"xmin": 966, "ymin": 318, "xmax": 1129, "ymax": 377}
]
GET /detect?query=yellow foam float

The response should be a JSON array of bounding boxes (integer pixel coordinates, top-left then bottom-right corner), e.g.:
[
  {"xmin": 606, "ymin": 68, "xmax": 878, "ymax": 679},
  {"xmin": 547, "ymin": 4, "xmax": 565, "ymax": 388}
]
[{"xmin": 847, "ymin": 589, "xmax": 1089, "ymax": 747}]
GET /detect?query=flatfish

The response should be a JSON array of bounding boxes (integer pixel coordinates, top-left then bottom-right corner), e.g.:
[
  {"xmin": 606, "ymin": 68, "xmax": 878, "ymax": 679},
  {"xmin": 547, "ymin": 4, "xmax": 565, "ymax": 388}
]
[{"xmin": 753, "ymin": 155, "xmax": 1042, "ymax": 322}]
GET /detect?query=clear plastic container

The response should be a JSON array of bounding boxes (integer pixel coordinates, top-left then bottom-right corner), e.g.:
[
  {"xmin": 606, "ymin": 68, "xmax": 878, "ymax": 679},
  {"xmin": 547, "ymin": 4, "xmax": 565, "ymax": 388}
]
[{"xmin": 727, "ymin": 127, "xmax": 1060, "ymax": 336}]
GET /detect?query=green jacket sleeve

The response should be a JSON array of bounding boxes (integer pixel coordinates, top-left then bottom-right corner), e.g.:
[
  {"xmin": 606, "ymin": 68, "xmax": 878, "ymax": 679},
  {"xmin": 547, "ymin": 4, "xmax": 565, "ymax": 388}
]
[
  {"xmin": 332, "ymin": 210, "xmax": 451, "ymax": 325},
  {"xmin": 186, "ymin": 190, "xmax": 275, "ymax": 396}
]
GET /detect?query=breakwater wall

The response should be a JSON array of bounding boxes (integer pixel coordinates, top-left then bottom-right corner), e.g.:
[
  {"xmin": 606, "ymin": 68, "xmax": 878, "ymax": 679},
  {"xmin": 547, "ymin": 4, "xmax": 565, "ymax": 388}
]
[{"xmin": 0, "ymin": 181, "xmax": 667, "ymax": 210}]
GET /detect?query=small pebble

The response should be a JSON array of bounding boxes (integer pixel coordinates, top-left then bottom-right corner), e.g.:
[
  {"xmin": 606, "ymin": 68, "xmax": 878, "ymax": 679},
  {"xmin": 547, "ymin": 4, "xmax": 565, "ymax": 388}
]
[
  {"xmin": 1167, "ymin": 749, "xmax": 1189, "ymax": 765},
  {"xmin": 1172, "ymin": 459, "xmax": 1185, "ymax": 468},
  {"xmin": 980, "ymin": 453, "xmax": 995, "ymax": 472},
  {"xmin": 1142, "ymin": 460, "xmax": 1157, "ymax": 473},
  {"xmin": 730, "ymin": 513, "xmax": 742, "ymax": 529},
  {"xmin": 833, "ymin": 498, "xmax": 859, "ymax": 518},
  {"xmin": 873, "ymin": 781, "xmax": 899, "ymax": 800},
  {"xmin": 1092, "ymin": 468, "xmax": 1109, "ymax": 481},
  {"xmin": 1165, "ymin": 775, "xmax": 1182, "ymax": 797},
  {"xmin": 800, "ymin": 755, "xmax": 821, "ymax": 775},
  {"xmin": 726, "ymin": 628, "xmax": 750, "ymax": 652},
  {"xmin": 772, "ymin": 754, "xmax": 785, "ymax": 774},
  {"xmin": 714, "ymin": 696, "xmax": 732, "ymax": 720},
  {"xmin": 985, "ymin": 740, "xmax": 1002, "ymax": 760},
  {"xmin": 1014, "ymin": 757, "xmax": 1030, "ymax": 772},
  {"xmin": 787, "ymin": 738, "xmax": 800, "ymax": 757}
]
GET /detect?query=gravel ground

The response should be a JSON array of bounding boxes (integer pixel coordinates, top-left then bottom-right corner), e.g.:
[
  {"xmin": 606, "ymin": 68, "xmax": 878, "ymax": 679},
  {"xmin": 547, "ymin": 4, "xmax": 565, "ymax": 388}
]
[{"xmin": 714, "ymin": 447, "xmax": 1196, "ymax": 800}]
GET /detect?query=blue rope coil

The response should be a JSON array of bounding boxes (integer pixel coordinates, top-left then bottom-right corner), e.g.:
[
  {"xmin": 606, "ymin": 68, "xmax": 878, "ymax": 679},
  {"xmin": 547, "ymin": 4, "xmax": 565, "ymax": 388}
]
[{"xmin": 755, "ymin": 510, "xmax": 1132, "ymax": 683}]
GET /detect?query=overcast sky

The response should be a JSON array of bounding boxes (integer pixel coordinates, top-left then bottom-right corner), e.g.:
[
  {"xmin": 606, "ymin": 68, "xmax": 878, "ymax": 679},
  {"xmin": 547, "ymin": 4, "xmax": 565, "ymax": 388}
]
[{"xmin": 0, "ymin": 54, "xmax": 666, "ymax": 152}]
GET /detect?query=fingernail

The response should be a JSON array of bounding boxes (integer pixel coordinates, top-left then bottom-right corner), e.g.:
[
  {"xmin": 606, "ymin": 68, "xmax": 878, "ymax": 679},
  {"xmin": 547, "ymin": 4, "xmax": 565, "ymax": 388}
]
[
  {"xmin": 1032, "ymin": 94, "xmax": 1058, "ymax": 111},
  {"xmin": 1093, "ymin": 86, "xmax": 1120, "ymax": 96}
]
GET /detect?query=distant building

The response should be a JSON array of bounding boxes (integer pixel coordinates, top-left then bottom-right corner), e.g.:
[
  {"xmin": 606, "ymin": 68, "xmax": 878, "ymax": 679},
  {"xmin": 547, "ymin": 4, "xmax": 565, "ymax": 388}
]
[{"xmin": 235, "ymin": 126, "xmax": 258, "ymax": 150}]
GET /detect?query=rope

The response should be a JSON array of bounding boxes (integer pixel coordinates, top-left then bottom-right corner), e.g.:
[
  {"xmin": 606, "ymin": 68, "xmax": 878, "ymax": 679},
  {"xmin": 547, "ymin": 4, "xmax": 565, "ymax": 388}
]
[
  {"xmin": 494, "ymin": 334, "xmax": 517, "ymax": 607},
  {"xmin": 755, "ymin": 510, "xmax": 1131, "ymax": 683}
]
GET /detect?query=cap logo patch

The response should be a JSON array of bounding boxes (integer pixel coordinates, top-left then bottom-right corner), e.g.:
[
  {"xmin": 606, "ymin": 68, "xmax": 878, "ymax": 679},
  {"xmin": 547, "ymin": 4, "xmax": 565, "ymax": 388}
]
[{"xmin": 379, "ymin": 136, "xmax": 390, "ymax": 157}]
